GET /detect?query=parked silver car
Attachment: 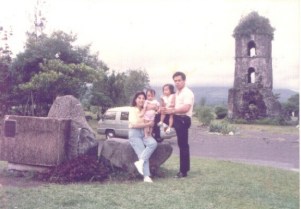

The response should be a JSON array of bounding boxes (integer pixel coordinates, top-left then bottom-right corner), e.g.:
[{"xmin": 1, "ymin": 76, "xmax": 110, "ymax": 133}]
[{"xmin": 97, "ymin": 106, "xmax": 176, "ymax": 140}]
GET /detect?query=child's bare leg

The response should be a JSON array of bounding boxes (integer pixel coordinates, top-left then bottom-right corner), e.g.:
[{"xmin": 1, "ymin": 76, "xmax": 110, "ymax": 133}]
[
  {"xmin": 148, "ymin": 124, "xmax": 154, "ymax": 136},
  {"xmin": 158, "ymin": 114, "xmax": 165, "ymax": 126},
  {"xmin": 166, "ymin": 115, "xmax": 174, "ymax": 133},
  {"xmin": 160, "ymin": 114, "xmax": 165, "ymax": 123},
  {"xmin": 169, "ymin": 115, "xmax": 174, "ymax": 128}
]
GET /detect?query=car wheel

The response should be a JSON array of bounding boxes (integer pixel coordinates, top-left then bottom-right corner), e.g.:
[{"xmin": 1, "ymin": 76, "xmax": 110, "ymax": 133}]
[{"xmin": 105, "ymin": 130, "xmax": 115, "ymax": 139}]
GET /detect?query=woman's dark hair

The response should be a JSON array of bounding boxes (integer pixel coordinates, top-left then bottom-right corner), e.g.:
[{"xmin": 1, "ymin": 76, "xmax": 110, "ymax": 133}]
[
  {"xmin": 131, "ymin": 91, "xmax": 146, "ymax": 106},
  {"xmin": 162, "ymin": 84, "xmax": 175, "ymax": 94}
]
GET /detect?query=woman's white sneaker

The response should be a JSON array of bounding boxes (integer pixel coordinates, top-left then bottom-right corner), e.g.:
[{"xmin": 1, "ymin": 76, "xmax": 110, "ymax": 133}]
[
  {"xmin": 134, "ymin": 160, "xmax": 144, "ymax": 175},
  {"xmin": 144, "ymin": 176, "xmax": 153, "ymax": 183}
]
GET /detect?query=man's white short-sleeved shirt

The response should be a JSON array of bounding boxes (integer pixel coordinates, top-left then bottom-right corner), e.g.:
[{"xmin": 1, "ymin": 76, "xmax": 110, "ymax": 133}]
[{"xmin": 175, "ymin": 86, "xmax": 194, "ymax": 117}]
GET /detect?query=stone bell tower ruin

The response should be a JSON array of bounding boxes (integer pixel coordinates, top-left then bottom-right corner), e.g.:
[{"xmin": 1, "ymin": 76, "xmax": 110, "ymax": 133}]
[{"xmin": 228, "ymin": 12, "xmax": 281, "ymax": 120}]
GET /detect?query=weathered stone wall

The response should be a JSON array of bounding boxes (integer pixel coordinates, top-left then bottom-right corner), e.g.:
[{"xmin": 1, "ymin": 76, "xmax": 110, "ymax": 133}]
[
  {"xmin": 234, "ymin": 57, "xmax": 273, "ymax": 89},
  {"xmin": 235, "ymin": 34, "xmax": 272, "ymax": 58},
  {"xmin": 234, "ymin": 34, "xmax": 273, "ymax": 89},
  {"xmin": 0, "ymin": 115, "xmax": 70, "ymax": 166},
  {"xmin": 228, "ymin": 87, "xmax": 281, "ymax": 120}
]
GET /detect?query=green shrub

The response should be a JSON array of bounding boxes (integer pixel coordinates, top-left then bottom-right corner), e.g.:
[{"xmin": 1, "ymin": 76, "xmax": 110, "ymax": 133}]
[
  {"xmin": 209, "ymin": 120, "xmax": 236, "ymax": 134},
  {"xmin": 215, "ymin": 106, "xmax": 228, "ymax": 119},
  {"xmin": 195, "ymin": 106, "xmax": 215, "ymax": 126}
]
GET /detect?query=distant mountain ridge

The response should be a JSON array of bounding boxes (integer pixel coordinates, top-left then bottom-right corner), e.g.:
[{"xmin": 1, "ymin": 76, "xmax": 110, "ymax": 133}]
[{"xmin": 151, "ymin": 86, "xmax": 298, "ymax": 106}]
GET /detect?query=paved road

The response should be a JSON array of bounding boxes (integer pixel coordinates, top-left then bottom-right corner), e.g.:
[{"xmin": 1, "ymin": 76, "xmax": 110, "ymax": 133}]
[{"xmin": 166, "ymin": 125, "xmax": 299, "ymax": 171}]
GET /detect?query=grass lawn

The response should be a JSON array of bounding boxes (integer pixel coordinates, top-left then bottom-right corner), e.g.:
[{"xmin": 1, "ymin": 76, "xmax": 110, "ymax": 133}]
[{"xmin": 0, "ymin": 156, "xmax": 299, "ymax": 209}]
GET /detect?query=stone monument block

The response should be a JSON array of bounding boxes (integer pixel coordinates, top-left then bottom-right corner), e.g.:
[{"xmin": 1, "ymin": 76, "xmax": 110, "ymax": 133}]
[{"xmin": 0, "ymin": 115, "xmax": 70, "ymax": 167}]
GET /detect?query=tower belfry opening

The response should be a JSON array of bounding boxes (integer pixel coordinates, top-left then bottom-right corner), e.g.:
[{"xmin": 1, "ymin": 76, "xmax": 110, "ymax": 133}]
[
  {"xmin": 248, "ymin": 41, "xmax": 256, "ymax": 57},
  {"xmin": 247, "ymin": 67, "xmax": 255, "ymax": 83},
  {"xmin": 228, "ymin": 12, "xmax": 281, "ymax": 120}
]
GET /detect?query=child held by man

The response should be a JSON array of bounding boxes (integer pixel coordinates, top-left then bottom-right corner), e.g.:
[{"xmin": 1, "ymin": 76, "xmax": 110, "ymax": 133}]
[{"xmin": 157, "ymin": 84, "xmax": 175, "ymax": 133}]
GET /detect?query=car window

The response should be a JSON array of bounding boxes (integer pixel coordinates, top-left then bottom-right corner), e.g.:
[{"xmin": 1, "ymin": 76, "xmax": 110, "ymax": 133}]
[
  {"xmin": 103, "ymin": 111, "xmax": 116, "ymax": 120},
  {"xmin": 120, "ymin": 112, "xmax": 129, "ymax": 121}
]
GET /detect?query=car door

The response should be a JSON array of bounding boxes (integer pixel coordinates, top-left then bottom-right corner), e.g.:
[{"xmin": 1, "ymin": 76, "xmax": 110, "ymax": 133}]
[{"xmin": 118, "ymin": 111, "xmax": 129, "ymax": 138}]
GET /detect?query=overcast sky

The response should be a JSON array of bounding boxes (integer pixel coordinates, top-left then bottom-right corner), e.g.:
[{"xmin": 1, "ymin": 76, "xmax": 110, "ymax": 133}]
[{"xmin": 0, "ymin": 0, "xmax": 300, "ymax": 91}]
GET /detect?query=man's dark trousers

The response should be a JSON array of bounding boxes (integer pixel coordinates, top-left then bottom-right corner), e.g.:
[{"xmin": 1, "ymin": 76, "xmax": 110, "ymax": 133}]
[{"xmin": 153, "ymin": 114, "xmax": 191, "ymax": 174}]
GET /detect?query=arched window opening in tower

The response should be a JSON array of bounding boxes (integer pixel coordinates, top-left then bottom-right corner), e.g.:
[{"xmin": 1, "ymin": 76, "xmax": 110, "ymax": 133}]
[
  {"xmin": 247, "ymin": 41, "xmax": 256, "ymax": 57},
  {"xmin": 249, "ymin": 101, "xmax": 257, "ymax": 108},
  {"xmin": 248, "ymin": 101, "xmax": 258, "ymax": 116},
  {"xmin": 247, "ymin": 68, "xmax": 255, "ymax": 83}
]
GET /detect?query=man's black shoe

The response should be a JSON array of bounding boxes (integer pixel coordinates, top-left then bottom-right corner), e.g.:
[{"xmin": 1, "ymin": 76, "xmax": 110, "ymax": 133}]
[{"xmin": 174, "ymin": 172, "xmax": 187, "ymax": 178}]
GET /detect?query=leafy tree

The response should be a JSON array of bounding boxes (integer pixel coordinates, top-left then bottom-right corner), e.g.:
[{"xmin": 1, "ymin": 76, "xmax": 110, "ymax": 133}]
[
  {"xmin": 124, "ymin": 69, "xmax": 150, "ymax": 101},
  {"xmin": 283, "ymin": 94, "xmax": 299, "ymax": 120},
  {"xmin": 90, "ymin": 71, "xmax": 126, "ymax": 110},
  {"xmin": 90, "ymin": 69, "xmax": 150, "ymax": 112},
  {"xmin": 8, "ymin": 31, "xmax": 108, "ymax": 116},
  {"xmin": 0, "ymin": 26, "xmax": 13, "ymax": 117},
  {"xmin": 19, "ymin": 59, "xmax": 104, "ymax": 114},
  {"xmin": 30, "ymin": 0, "xmax": 47, "ymax": 39},
  {"xmin": 215, "ymin": 106, "xmax": 228, "ymax": 119}
]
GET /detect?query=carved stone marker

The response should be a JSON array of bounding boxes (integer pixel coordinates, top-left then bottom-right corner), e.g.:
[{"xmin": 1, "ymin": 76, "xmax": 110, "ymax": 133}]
[
  {"xmin": 0, "ymin": 115, "xmax": 70, "ymax": 168},
  {"xmin": 0, "ymin": 95, "xmax": 98, "ymax": 172}
]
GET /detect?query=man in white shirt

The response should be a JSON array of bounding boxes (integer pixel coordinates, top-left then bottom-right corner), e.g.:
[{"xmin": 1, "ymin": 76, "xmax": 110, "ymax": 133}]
[{"xmin": 155, "ymin": 71, "xmax": 194, "ymax": 178}]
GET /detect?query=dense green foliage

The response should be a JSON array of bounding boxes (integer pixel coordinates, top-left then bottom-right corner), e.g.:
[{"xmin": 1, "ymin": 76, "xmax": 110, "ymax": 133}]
[
  {"xmin": 0, "ymin": 26, "xmax": 13, "ymax": 117},
  {"xmin": 0, "ymin": 30, "xmax": 150, "ymax": 116},
  {"xmin": 233, "ymin": 11, "xmax": 275, "ymax": 38},
  {"xmin": 194, "ymin": 105, "xmax": 215, "ymax": 126},
  {"xmin": 90, "ymin": 69, "xmax": 150, "ymax": 112},
  {"xmin": 282, "ymin": 93, "xmax": 299, "ymax": 120},
  {"xmin": 209, "ymin": 120, "xmax": 236, "ymax": 134},
  {"xmin": 214, "ymin": 106, "xmax": 228, "ymax": 119}
]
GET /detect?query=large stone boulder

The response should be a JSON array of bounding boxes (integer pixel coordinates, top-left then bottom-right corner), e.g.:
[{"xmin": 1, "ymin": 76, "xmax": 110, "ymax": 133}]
[
  {"xmin": 100, "ymin": 138, "xmax": 173, "ymax": 175},
  {"xmin": 48, "ymin": 95, "xmax": 98, "ymax": 159}
]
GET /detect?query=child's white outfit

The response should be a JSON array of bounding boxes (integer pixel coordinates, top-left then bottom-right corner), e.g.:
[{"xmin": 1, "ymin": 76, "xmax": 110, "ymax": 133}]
[
  {"xmin": 161, "ymin": 94, "xmax": 175, "ymax": 109},
  {"xmin": 158, "ymin": 94, "xmax": 175, "ymax": 133}
]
